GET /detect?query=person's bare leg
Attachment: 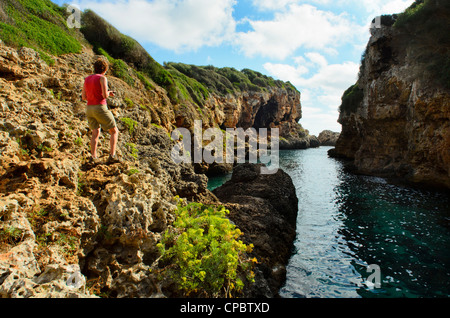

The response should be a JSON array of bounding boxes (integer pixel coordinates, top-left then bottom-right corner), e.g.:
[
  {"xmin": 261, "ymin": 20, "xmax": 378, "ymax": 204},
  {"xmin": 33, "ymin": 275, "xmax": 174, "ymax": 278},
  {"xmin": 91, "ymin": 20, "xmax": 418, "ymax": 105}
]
[
  {"xmin": 109, "ymin": 126, "xmax": 119, "ymax": 156},
  {"xmin": 91, "ymin": 128, "xmax": 101, "ymax": 158}
]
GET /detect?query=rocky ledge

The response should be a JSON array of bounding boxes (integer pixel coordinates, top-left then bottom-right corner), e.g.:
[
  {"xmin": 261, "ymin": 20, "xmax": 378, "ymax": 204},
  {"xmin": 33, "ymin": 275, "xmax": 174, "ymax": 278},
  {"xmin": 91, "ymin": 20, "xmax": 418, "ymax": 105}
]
[
  {"xmin": 213, "ymin": 163, "xmax": 298, "ymax": 297},
  {"xmin": 318, "ymin": 130, "xmax": 340, "ymax": 146},
  {"xmin": 0, "ymin": 40, "xmax": 299, "ymax": 298},
  {"xmin": 330, "ymin": 3, "xmax": 450, "ymax": 190}
]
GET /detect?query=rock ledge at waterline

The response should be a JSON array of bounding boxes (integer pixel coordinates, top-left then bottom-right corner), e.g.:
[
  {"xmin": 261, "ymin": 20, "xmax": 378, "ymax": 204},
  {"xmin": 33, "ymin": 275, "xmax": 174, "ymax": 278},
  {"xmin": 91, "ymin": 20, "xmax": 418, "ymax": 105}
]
[{"xmin": 213, "ymin": 163, "xmax": 298, "ymax": 298}]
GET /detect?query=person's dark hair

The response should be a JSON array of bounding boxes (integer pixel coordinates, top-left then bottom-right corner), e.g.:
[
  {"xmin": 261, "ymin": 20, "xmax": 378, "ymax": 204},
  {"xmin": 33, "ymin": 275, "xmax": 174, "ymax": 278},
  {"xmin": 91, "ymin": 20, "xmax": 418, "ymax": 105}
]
[{"xmin": 93, "ymin": 59, "xmax": 109, "ymax": 74}]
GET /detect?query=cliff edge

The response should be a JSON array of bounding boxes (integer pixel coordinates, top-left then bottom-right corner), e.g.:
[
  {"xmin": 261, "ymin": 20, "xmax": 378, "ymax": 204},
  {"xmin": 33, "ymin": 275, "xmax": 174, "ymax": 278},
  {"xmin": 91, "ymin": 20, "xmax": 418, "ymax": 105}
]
[
  {"xmin": 213, "ymin": 164, "xmax": 298, "ymax": 297},
  {"xmin": 330, "ymin": 0, "xmax": 450, "ymax": 190},
  {"xmin": 0, "ymin": 0, "xmax": 302, "ymax": 298}
]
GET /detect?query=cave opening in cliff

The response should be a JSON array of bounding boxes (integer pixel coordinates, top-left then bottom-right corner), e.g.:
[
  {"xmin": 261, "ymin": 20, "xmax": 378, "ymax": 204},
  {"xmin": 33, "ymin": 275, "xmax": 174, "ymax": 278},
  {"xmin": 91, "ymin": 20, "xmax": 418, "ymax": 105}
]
[{"xmin": 253, "ymin": 98, "xmax": 279, "ymax": 129}]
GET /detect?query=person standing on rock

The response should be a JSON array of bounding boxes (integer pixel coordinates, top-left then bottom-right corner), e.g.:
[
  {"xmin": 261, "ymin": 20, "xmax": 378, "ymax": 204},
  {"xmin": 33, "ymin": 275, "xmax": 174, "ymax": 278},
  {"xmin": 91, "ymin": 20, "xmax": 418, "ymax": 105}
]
[{"xmin": 82, "ymin": 58, "xmax": 120, "ymax": 164}]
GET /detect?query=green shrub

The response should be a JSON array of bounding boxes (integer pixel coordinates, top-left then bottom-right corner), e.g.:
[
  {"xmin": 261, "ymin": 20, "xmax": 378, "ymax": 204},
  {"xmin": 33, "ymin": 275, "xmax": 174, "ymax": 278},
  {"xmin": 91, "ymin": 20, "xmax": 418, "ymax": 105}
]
[
  {"xmin": 394, "ymin": 0, "xmax": 426, "ymax": 28},
  {"xmin": 157, "ymin": 201, "xmax": 256, "ymax": 297},
  {"xmin": 167, "ymin": 63, "xmax": 235, "ymax": 96},
  {"xmin": 96, "ymin": 48, "xmax": 136, "ymax": 87},
  {"xmin": 123, "ymin": 97, "xmax": 134, "ymax": 108},
  {"xmin": 165, "ymin": 65, "xmax": 210, "ymax": 106},
  {"xmin": 0, "ymin": 226, "xmax": 24, "ymax": 245},
  {"xmin": 125, "ymin": 142, "xmax": 138, "ymax": 159},
  {"xmin": 0, "ymin": 0, "xmax": 82, "ymax": 63},
  {"xmin": 151, "ymin": 123, "xmax": 163, "ymax": 129},
  {"xmin": 127, "ymin": 168, "xmax": 140, "ymax": 176},
  {"xmin": 136, "ymin": 71, "xmax": 154, "ymax": 91},
  {"xmin": 111, "ymin": 59, "xmax": 135, "ymax": 86},
  {"xmin": 339, "ymin": 84, "xmax": 364, "ymax": 115},
  {"xmin": 120, "ymin": 117, "xmax": 138, "ymax": 134},
  {"xmin": 167, "ymin": 63, "xmax": 299, "ymax": 97},
  {"xmin": 74, "ymin": 137, "xmax": 83, "ymax": 146}
]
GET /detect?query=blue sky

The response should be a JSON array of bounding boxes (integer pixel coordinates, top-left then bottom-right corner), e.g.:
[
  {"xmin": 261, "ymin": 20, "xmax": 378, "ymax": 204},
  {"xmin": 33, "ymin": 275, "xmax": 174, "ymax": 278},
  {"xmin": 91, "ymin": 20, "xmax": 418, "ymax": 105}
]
[{"xmin": 53, "ymin": 0, "xmax": 414, "ymax": 135}]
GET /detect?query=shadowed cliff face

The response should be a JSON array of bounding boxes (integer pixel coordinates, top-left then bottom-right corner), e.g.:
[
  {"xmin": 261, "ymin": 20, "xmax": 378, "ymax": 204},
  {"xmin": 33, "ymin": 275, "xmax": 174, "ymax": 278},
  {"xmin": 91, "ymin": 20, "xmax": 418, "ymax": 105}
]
[
  {"xmin": 332, "ymin": 1, "xmax": 450, "ymax": 189},
  {"xmin": 213, "ymin": 164, "xmax": 299, "ymax": 297},
  {"xmin": 206, "ymin": 86, "xmax": 301, "ymax": 129}
]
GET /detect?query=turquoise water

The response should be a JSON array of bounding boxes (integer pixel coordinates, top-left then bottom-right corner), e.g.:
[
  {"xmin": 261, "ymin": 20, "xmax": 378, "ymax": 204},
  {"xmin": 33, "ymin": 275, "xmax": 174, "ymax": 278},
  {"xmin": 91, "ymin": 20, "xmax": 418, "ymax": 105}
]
[
  {"xmin": 207, "ymin": 173, "xmax": 232, "ymax": 191},
  {"xmin": 208, "ymin": 146, "xmax": 450, "ymax": 298}
]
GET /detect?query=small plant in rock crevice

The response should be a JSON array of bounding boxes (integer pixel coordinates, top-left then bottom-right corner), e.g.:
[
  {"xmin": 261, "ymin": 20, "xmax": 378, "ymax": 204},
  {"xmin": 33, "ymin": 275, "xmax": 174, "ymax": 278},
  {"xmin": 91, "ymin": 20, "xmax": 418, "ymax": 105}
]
[{"xmin": 157, "ymin": 200, "xmax": 256, "ymax": 298}]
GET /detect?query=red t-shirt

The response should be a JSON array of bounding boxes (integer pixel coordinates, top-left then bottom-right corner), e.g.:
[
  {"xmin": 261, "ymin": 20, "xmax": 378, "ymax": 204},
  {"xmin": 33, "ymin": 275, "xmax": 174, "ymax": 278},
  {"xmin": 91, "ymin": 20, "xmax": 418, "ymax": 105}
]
[{"xmin": 84, "ymin": 74, "xmax": 107, "ymax": 106}]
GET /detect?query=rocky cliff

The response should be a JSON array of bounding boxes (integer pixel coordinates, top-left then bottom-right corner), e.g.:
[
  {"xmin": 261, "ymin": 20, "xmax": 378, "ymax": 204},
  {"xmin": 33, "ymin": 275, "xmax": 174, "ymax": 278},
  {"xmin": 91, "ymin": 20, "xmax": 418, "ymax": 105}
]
[
  {"xmin": 318, "ymin": 130, "xmax": 340, "ymax": 146},
  {"xmin": 330, "ymin": 0, "xmax": 450, "ymax": 190},
  {"xmin": 0, "ymin": 0, "xmax": 302, "ymax": 298},
  {"xmin": 208, "ymin": 87, "xmax": 319, "ymax": 150},
  {"xmin": 0, "ymin": 41, "xmax": 212, "ymax": 297},
  {"xmin": 213, "ymin": 164, "xmax": 298, "ymax": 297}
]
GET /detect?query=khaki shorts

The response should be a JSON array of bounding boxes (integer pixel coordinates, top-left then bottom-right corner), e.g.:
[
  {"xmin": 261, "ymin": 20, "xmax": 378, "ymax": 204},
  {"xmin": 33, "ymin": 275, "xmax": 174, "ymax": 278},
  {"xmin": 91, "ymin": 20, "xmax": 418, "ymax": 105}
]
[{"xmin": 86, "ymin": 105, "xmax": 117, "ymax": 131}]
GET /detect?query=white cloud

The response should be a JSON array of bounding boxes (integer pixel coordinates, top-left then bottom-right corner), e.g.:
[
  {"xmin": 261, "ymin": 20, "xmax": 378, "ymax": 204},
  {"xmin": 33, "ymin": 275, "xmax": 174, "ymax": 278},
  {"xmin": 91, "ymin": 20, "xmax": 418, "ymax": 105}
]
[
  {"xmin": 251, "ymin": 0, "xmax": 332, "ymax": 11},
  {"xmin": 300, "ymin": 61, "xmax": 359, "ymax": 93},
  {"xmin": 233, "ymin": 4, "xmax": 357, "ymax": 60},
  {"xmin": 304, "ymin": 52, "xmax": 328, "ymax": 68},
  {"xmin": 358, "ymin": 0, "xmax": 414, "ymax": 15},
  {"xmin": 74, "ymin": 0, "xmax": 414, "ymax": 57},
  {"xmin": 264, "ymin": 52, "xmax": 359, "ymax": 135},
  {"xmin": 301, "ymin": 107, "xmax": 341, "ymax": 136},
  {"xmin": 264, "ymin": 53, "xmax": 359, "ymax": 92},
  {"xmin": 251, "ymin": 0, "xmax": 298, "ymax": 11},
  {"xmin": 79, "ymin": 0, "xmax": 237, "ymax": 52}
]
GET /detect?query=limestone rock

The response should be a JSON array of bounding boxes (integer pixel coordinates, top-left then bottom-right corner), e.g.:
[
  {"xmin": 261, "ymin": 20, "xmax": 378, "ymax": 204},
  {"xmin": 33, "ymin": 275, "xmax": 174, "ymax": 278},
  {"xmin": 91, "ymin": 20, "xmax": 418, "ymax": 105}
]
[
  {"xmin": 99, "ymin": 172, "xmax": 176, "ymax": 242},
  {"xmin": 331, "ymin": 7, "xmax": 450, "ymax": 189},
  {"xmin": 0, "ymin": 35, "xmax": 300, "ymax": 298},
  {"xmin": 213, "ymin": 163, "xmax": 298, "ymax": 297},
  {"xmin": 0, "ymin": 197, "xmax": 96, "ymax": 298},
  {"xmin": 318, "ymin": 130, "xmax": 340, "ymax": 146}
]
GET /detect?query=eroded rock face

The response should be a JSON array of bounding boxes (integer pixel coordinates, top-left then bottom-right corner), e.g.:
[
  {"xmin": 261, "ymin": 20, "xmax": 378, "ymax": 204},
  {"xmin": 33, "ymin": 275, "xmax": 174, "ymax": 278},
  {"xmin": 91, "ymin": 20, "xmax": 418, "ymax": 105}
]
[
  {"xmin": 81, "ymin": 170, "xmax": 178, "ymax": 298},
  {"xmin": 213, "ymin": 164, "xmax": 298, "ymax": 297},
  {"xmin": 211, "ymin": 88, "xmax": 319, "ymax": 150},
  {"xmin": 331, "ymin": 18, "xmax": 450, "ymax": 189},
  {"xmin": 0, "ymin": 36, "xmax": 304, "ymax": 298},
  {"xmin": 0, "ymin": 43, "xmax": 213, "ymax": 298},
  {"xmin": 210, "ymin": 88, "xmax": 301, "ymax": 130},
  {"xmin": 318, "ymin": 130, "xmax": 340, "ymax": 146},
  {"xmin": 0, "ymin": 196, "xmax": 97, "ymax": 298}
]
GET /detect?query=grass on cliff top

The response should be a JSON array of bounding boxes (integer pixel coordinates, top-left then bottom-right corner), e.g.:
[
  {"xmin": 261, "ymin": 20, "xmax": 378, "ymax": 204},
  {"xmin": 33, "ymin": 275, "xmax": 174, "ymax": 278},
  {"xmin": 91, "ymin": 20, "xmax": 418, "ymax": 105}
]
[
  {"xmin": 393, "ymin": 0, "xmax": 450, "ymax": 89},
  {"xmin": 339, "ymin": 84, "xmax": 364, "ymax": 115},
  {"xmin": 167, "ymin": 62, "xmax": 298, "ymax": 96},
  {"xmin": 81, "ymin": 9, "xmax": 187, "ymax": 105},
  {"xmin": 0, "ymin": 0, "xmax": 83, "ymax": 64},
  {"xmin": 165, "ymin": 64, "xmax": 211, "ymax": 106}
]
